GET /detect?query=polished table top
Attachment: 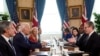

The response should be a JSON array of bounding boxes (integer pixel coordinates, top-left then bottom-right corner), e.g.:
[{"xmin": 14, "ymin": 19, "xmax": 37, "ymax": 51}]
[{"xmin": 29, "ymin": 39, "xmax": 86, "ymax": 56}]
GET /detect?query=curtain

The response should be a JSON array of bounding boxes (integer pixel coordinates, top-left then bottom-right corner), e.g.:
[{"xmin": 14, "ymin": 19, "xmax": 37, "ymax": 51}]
[
  {"xmin": 6, "ymin": 0, "xmax": 18, "ymax": 23},
  {"xmin": 85, "ymin": 0, "xmax": 95, "ymax": 20},
  {"xmin": 35, "ymin": 0, "xmax": 46, "ymax": 25},
  {"xmin": 56, "ymin": 0, "xmax": 66, "ymax": 24},
  {"xmin": 57, "ymin": 0, "xmax": 69, "ymax": 39}
]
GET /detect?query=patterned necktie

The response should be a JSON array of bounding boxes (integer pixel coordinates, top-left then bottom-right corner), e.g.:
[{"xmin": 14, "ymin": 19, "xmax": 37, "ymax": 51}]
[{"xmin": 9, "ymin": 40, "xmax": 16, "ymax": 55}]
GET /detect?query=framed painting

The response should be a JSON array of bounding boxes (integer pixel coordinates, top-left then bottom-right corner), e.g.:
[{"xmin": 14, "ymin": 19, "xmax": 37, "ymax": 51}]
[
  {"xmin": 69, "ymin": 5, "xmax": 82, "ymax": 19},
  {"xmin": 19, "ymin": 7, "xmax": 32, "ymax": 22}
]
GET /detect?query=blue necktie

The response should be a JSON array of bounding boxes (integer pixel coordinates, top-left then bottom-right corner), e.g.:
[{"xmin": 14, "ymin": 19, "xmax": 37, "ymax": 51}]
[{"xmin": 25, "ymin": 37, "xmax": 29, "ymax": 44}]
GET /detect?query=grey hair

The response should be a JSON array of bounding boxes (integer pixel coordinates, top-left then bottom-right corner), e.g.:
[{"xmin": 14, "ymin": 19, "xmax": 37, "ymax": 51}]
[
  {"xmin": 85, "ymin": 21, "xmax": 95, "ymax": 29},
  {"xmin": 0, "ymin": 21, "xmax": 12, "ymax": 34}
]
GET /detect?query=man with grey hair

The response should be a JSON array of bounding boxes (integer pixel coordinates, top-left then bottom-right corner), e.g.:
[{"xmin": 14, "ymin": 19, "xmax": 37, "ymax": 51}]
[
  {"xmin": 0, "ymin": 21, "xmax": 16, "ymax": 56},
  {"xmin": 13, "ymin": 23, "xmax": 42, "ymax": 56}
]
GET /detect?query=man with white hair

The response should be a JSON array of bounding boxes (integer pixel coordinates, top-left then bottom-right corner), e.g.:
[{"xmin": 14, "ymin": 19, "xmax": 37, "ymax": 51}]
[{"xmin": 13, "ymin": 23, "xmax": 42, "ymax": 56}]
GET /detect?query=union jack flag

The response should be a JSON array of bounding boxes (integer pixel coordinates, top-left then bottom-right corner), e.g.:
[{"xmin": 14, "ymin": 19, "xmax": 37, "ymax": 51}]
[
  {"xmin": 81, "ymin": 3, "xmax": 88, "ymax": 24},
  {"xmin": 32, "ymin": 2, "xmax": 38, "ymax": 27}
]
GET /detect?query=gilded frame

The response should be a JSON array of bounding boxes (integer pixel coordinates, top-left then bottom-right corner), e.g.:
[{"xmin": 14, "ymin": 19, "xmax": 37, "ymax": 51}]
[{"xmin": 69, "ymin": 5, "xmax": 82, "ymax": 19}]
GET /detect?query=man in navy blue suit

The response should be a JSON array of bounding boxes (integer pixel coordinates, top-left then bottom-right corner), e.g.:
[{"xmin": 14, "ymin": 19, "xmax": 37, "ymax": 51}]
[
  {"xmin": 0, "ymin": 21, "xmax": 16, "ymax": 56},
  {"xmin": 76, "ymin": 24, "xmax": 88, "ymax": 51},
  {"xmin": 13, "ymin": 23, "xmax": 42, "ymax": 56}
]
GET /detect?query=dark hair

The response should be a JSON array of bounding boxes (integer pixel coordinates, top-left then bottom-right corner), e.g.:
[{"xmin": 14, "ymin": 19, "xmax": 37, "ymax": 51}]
[
  {"xmin": 64, "ymin": 28, "xmax": 70, "ymax": 33},
  {"xmin": 72, "ymin": 27, "xmax": 79, "ymax": 37},
  {"xmin": 85, "ymin": 21, "xmax": 94, "ymax": 29},
  {"xmin": 0, "ymin": 21, "xmax": 11, "ymax": 34}
]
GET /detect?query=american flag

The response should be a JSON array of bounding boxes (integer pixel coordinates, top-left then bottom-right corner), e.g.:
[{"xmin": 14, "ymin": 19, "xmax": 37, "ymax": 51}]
[
  {"xmin": 63, "ymin": 2, "xmax": 70, "ymax": 30},
  {"xmin": 63, "ymin": 19, "xmax": 70, "ymax": 30},
  {"xmin": 12, "ymin": 21, "xmax": 17, "ymax": 27},
  {"xmin": 11, "ymin": 1, "xmax": 18, "ymax": 33},
  {"xmin": 12, "ymin": 0, "xmax": 19, "ymax": 24},
  {"xmin": 32, "ymin": 2, "xmax": 38, "ymax": 27},
  {"xmin": 11, "ymin": 21, "xmax": 17, "ymax": 33},
  {"xmin": 81, "ymin": 3, "xmax": 88, "ymax": 24}
]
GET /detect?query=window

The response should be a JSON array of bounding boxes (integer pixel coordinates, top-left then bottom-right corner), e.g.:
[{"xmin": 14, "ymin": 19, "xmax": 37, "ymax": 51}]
[
  {"xmin": 0, "ymin": 0, "xmax": 9, "ymax": 20},
  {"xmin": 0, "ymin": 0, "xmax": 4, "ymax": 13},
  {"xmin": 0, "ymin": 0, "xmax": 8, "ymax": 13},
  {"xmin": 41, "ymin": 0, "xmax": 62, "ymax": 35},
  {"xmin": 91, "ymin": 0, "xmax": 100, "ymax": 22}
]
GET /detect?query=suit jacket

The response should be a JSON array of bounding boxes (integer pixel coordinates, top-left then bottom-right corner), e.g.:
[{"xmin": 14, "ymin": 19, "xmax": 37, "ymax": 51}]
[
  {"xmin": 13, "ymin": 32, "xmax": 42, "ymax": 56},
  {"xmin": 63, "ymin": 33, "xmax": 72, "ymax": 41},
  {"xmin": 0, "ymin": 52, "xmax": 2, "ymax": 56},
  {"xmin": 79, "ymin": 32, "xmax": 100, "ymax": 56},
  {"xmin": 76, "ymin": 33, "xmax": 88, "ymax": 51},
  {"xmin": 0, "ymin": 35, "xmax": 16, "ymax": 56}
]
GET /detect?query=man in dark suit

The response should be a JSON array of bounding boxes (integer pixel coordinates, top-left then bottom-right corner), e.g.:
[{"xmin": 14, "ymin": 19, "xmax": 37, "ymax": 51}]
[
  {"xmin": 82, "ymin": 21, "xmax": 100, "ymax": 56},
  {"xmin": 0, "ymin": 21, "xmax": 16, "ymax": 56},
  {"xmin": 0, "ymin": 52, "xmax": 2, "ymax": 56},
  {"xmin": 77, "ymin": 24, "xmax": 84, "ymax": 42},
  {"xmin": 13, "ymin": 23, "xmax": 42, "ymax": 56},
  {"xmin": 76, "ymin": 33, "xmax": 88, "ymax": 51},
  {"xmin": 76, "ymin": 24, "xmax": 88, "ymax": 51}
]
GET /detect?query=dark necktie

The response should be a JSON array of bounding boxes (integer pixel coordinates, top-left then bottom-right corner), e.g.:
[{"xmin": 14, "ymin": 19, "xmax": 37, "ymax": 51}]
[
  {"xmin": 25, "ymin": 37, "xmax": 29, "ymax": 44},
  {"xmin": 83, "ymin": 35, "xmax": 89, "ymax": 46},
  {"xmin": 9, "ymin": 40, "xmax": 16, "ymax": 55}
]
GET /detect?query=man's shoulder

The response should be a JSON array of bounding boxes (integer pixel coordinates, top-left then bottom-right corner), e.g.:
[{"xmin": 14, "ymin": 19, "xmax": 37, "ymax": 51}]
[
  {"xmin": 0, "ymin": 35, "xmax": 5, "ymax": 42},
  {"xmin": 91, "ymin": 32, "xmax": 98, "ymax": 36},
  {"xmin": 14, "ymin": 32, "xmax": 24, "ymax": 40},
  {"xmin": 15, "ymin": 32, "xmax": 23, "ymax": 37}
]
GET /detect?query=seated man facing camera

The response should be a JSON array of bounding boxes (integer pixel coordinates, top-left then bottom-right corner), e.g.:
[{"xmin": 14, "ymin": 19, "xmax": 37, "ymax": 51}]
[{"xmin": 80, "ymin": 21, "xmax": 100, "ymax": 56}]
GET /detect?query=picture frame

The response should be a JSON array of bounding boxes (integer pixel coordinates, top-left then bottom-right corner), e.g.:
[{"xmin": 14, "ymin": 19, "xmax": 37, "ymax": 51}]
[
  {"xmin": 69, "ymin": 5, "xmax": 82, "ymax": 19},
  {"xmin": 19, "ymin": 7, "xmax": 32, "ymax": 22}
]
